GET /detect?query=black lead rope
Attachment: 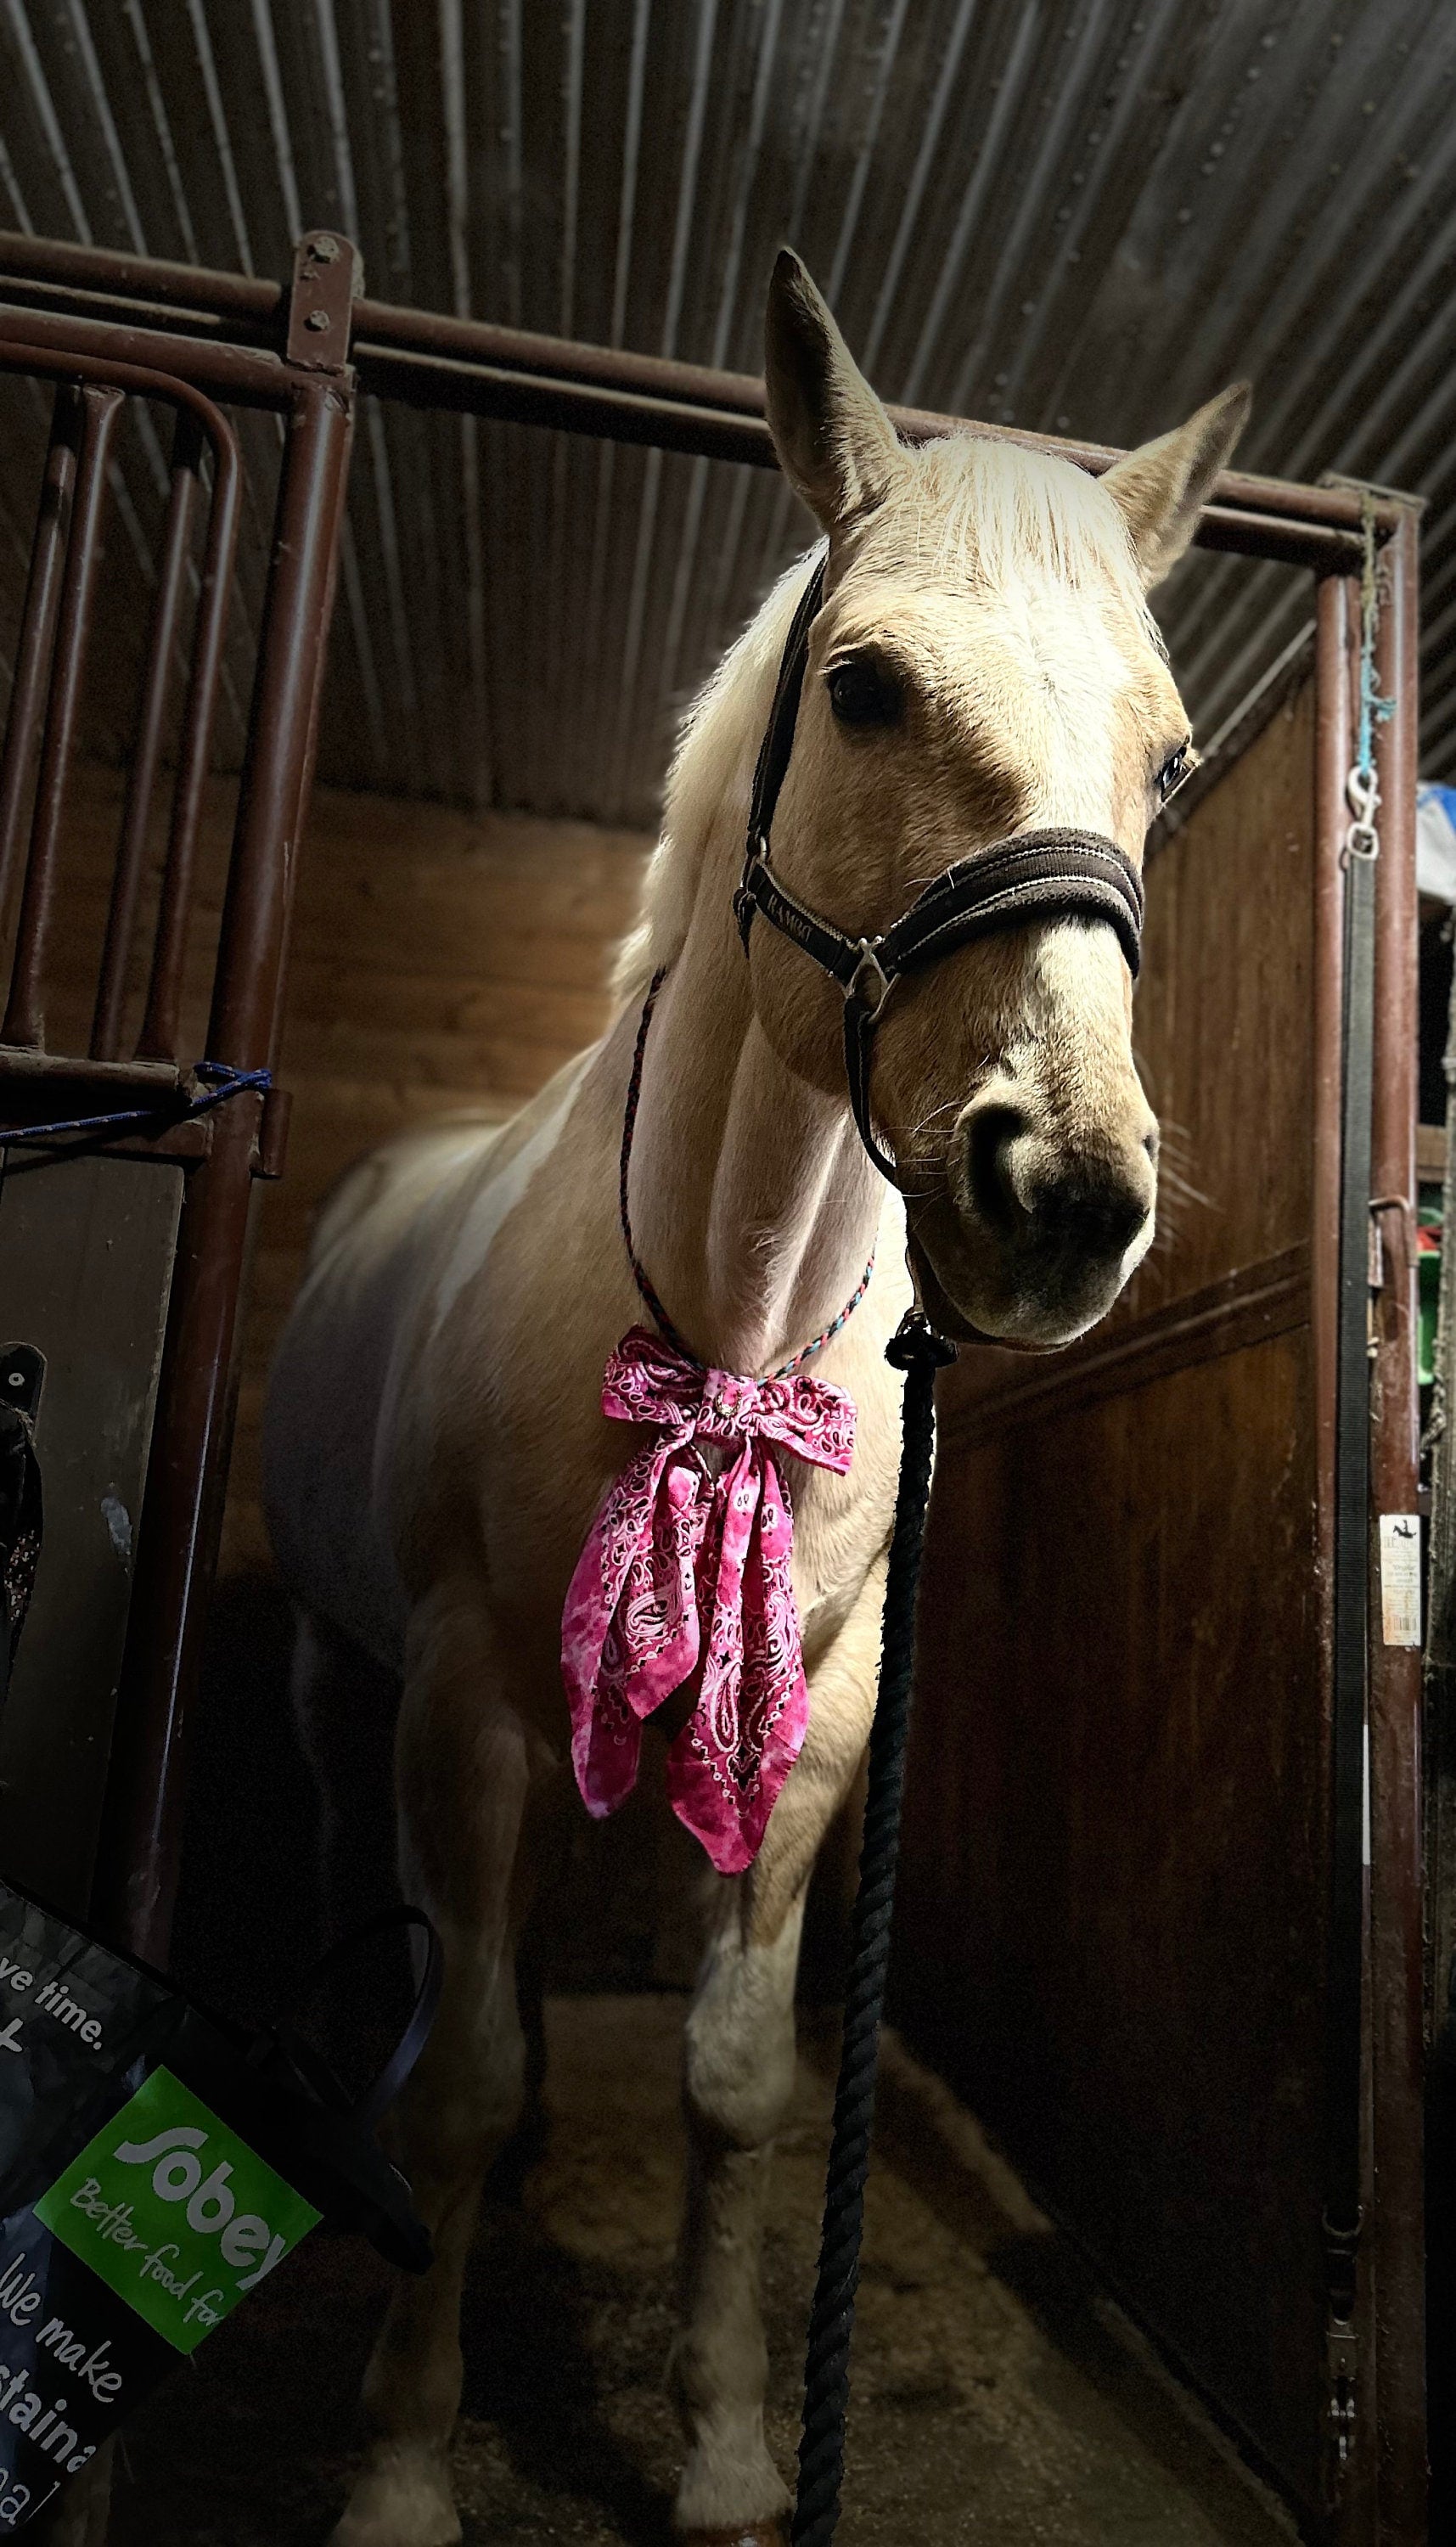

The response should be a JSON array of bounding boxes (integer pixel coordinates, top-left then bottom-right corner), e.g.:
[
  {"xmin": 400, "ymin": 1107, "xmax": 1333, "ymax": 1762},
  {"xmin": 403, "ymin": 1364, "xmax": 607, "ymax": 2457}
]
[
  {"xmin": 260, "ymin": 1903, "xmax": 445, "ymax": 2139},
  {"xmin": 792, "ymin": 1310, "xmax": 955, "ymax": 2546},
  {"xmin": 169, "ymin": 1900, "xmax": 446, "ymax": 2276}
]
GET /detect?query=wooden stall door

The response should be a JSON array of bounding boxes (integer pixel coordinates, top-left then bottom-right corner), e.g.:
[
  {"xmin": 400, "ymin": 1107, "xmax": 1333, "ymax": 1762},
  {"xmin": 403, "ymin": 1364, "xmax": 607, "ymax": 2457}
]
[{"xmin": 895, "ymin": 677, "xmax": 1341, "ymax": 2526}]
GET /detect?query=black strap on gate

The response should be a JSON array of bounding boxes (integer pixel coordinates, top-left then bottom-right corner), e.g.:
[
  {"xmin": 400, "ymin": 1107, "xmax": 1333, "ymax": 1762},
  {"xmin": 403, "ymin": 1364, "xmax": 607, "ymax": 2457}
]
[
  {"xmin": 0, "ymin": 1348, "xmax": 44, "ymax": 1713},
  {"xmin": 1324, "ymin": 495, "xmax": 1397, "ymax": 2471},
  {"xmin": 169, "ymin": 1899, "xmax": 445, "ymax": 2273},
  {"xmin": 1324, "ymin": 794, "xmax": 1377, "ymax": 2466}
]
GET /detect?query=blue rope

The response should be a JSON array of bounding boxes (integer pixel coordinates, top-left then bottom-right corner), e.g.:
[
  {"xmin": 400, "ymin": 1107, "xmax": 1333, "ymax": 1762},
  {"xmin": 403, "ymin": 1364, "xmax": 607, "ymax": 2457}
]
[{"xmin": 0, "ymin": 1060, "xmax": 271, "ymax": 1148}]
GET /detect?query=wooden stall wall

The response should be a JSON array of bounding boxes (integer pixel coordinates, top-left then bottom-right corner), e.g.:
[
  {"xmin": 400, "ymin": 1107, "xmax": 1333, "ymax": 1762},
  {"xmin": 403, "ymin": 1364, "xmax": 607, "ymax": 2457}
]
[
  {"xmin": 894, "ymin": 680, "xmax": 1335, "ymax": 2522},
  {"xmin": 220, "ymin": 785, "xmax": 650, "ymax": 1573}
]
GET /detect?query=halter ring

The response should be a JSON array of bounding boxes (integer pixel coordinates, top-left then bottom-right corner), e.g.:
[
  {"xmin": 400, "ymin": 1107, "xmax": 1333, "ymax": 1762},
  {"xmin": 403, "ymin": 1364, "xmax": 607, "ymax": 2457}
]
[{"xmin": 846, "ymin": 941, "xmax": 894, "ymax": 1020}]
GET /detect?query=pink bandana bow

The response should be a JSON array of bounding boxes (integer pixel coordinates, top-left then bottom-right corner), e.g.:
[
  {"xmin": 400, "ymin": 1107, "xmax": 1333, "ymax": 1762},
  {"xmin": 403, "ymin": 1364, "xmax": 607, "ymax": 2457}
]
[{"xmin": 561, "ymin": 1327, "xmax": 857, "ymax": 1875}]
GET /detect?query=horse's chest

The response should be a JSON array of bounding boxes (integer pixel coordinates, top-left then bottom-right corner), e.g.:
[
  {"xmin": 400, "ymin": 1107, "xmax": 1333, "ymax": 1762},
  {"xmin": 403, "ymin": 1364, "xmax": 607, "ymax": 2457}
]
[{"xmin": 792, "ymin": 1453, "xmax": 897, "ymax": 1642}]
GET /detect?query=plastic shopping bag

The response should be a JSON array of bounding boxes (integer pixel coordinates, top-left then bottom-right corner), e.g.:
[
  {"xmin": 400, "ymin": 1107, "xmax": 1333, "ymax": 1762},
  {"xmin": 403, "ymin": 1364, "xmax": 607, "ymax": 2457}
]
[{"xmin": 0, "ymin": 1883, "xmax": 437, "ymax": 2531}]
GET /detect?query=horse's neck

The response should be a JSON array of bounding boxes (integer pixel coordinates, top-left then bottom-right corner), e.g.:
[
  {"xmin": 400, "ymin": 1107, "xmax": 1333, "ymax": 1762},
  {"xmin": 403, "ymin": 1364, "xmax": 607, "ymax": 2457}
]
[{"xmin": 623, "ymin": 897, "xmax": 888, "ymax": 1381}]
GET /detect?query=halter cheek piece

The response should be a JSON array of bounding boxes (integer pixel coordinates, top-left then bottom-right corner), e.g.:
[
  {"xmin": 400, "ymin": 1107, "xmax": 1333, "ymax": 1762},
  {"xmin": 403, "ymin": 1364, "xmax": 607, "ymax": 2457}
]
[{"xmin": 732, "ymin": 555, "xmax": 1147, "ymax": 1188}]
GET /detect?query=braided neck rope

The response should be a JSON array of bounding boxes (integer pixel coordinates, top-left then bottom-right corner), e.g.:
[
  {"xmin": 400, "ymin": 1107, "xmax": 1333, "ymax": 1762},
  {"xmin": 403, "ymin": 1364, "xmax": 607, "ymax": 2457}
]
[{"xmin": 619, "ymin": 966, "xmax": 874, "ymax": 1378}]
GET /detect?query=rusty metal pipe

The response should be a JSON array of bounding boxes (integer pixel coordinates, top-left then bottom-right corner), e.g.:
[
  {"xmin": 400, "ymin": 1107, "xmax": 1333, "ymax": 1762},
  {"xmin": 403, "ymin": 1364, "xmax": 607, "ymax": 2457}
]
[
  {"xmin": 0, "ymin": 306, "xmax": 292, "ymax": 414},
  {"xmin": 1, "ymin": 384, "xmax": 123, "ymax": 1049},
  {"xmin": 0, "ymin": 385, "xmax": 81, "ymax": 930},
  {"xmin": 209, "ymin": 375, "xmax": 354, "ymax": 1071},
  {"xmin": 137, "ymin": 413, "xmax": 243, "ymax": 1060},
  {"xmin": 0, "ymin": 228, "xmax": 1402, "ymax": 544},
  {"xmin": 0, "ymin": 335, "xmax": 250, "ymax": 448},
  {"xmin": 349, "ymin": 301, "xmax": 1398, "ymax": 533},
  {"xmin": 94, "ymin": 295, "xmax": 355, "ymax": 1961},
  {"xmin": 92, "ymin": 409, "xmax": 202, "ymax": 1060},
  {"xmin": 0, "ymin": 329, "xmax": 278, "ymax": 433},
  {"xmin": 0, "ymin": 228, "xmax": 278, "ymax": 327},
  {"xmin": 87, "ymin": 1095, "xmax": 265, "ymax": 1960},
  {"xmin": 0, "ymin": 343, "xmax": 241, "ymax": 1052},
  {"xmin": 346, "ymin": 342, "xmax": 1376, "ymax": 564}
]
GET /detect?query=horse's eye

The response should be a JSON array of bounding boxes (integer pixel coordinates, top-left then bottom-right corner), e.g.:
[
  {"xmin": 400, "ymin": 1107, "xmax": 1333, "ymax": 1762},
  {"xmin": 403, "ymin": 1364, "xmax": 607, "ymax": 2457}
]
[
  {"xmin": 827, "ymin": 659, "xmax": 902, "ymax": 727},
  {"xmin": 1158, "ymin": 741, "xmax": 1193, "ymax": 801}
]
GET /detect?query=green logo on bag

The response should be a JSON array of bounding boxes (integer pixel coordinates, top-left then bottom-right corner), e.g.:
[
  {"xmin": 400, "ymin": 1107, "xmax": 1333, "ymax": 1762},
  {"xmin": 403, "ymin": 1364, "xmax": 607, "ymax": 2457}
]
[{"xmin": 35, "ymin": 2067, "xmax": 320, "ymax": 2354}]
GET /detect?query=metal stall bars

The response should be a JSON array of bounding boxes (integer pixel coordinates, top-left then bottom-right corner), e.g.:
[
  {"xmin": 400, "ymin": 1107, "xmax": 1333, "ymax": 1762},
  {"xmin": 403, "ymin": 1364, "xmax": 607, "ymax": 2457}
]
[
  {"xmin": 0, "ymin": 234, "xmax": 358, "ymax": 1962},
  {"xmin": 0, "ymin": 230, "xmax": 1423, "ymax": 2543}
]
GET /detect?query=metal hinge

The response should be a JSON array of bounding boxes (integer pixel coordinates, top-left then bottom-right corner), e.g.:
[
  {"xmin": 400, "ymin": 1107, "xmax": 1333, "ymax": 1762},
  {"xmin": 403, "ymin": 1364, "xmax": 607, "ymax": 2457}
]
[
  {"xmin": 1368, "ymin": 1205, "xmax": 1386, "ymax": 1360},
  {"xmin": 284, "ymin": 229, "xmax": 361, "ymax": 371},
  {"xmin": 1327, "ymin": 2319, "xmax": 1358, "ymax": 2465}
]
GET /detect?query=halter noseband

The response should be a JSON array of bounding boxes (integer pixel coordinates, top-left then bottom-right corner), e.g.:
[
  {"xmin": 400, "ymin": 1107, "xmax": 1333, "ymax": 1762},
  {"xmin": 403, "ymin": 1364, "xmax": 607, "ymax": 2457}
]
[{"xmin": 732, "ymin": 555, "xmax": 1147, "ymax": 1187}]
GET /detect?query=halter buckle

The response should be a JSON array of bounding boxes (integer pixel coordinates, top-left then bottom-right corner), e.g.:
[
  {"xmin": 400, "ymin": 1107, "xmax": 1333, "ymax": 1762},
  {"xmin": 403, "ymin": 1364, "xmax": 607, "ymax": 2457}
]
[
  {"xmin": 734, "ymin": 838, "xmax": 770, "ymax": 952},
  {"xmin": 846, "ymin": 940, "xmax": 894, "ymax": 1020}
]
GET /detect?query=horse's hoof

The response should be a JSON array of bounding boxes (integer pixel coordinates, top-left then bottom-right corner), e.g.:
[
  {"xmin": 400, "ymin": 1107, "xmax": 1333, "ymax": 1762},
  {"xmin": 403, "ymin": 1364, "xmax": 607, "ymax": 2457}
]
[
  {"xmin": 329, "ymin": 2443, "xmax": 462, "ymax": 2547},
  {"xmin": 329, "ymin": 2514, "xmax": 460, "ymax": 2547},
  {"xmin": 678, "ymin": 2527, "xmax": 790, "ymax": 2547}
]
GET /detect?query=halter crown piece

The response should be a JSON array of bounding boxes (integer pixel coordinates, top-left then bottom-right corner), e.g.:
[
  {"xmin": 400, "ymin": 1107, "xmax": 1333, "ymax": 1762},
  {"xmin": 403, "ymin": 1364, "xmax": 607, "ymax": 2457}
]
[{"xmin": 563, "ymin": 553, "xmax": 1146, "ymax": 1871}]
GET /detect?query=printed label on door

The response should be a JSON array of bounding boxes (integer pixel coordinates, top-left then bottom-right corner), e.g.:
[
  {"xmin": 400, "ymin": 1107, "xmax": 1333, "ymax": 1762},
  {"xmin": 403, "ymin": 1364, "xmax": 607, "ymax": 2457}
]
[{"xmin": 1378, "ymin": 1514, "xmax": 1422, "ymax": 1648}]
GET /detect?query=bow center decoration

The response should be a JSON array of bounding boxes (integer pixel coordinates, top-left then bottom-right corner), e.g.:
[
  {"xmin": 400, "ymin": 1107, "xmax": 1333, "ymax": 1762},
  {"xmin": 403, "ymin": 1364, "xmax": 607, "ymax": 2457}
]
[{"xmin": 561, "ymin": 1327, "xmax": 857, "ymax": 1875}]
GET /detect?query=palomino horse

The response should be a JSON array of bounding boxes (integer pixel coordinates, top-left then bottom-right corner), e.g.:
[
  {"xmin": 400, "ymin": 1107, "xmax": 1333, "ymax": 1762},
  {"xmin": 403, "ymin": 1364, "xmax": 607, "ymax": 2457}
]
[{"xmin": 263, "ymin": 251, "xmax": 1247, "ymax": 2547}]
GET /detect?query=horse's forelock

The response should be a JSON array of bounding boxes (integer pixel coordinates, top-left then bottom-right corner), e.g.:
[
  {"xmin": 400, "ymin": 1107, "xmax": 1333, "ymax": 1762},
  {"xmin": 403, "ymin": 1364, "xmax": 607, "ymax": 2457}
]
[{"xmin": 885, "ymin": 435, "xmax": 1163, "ymax": 651}]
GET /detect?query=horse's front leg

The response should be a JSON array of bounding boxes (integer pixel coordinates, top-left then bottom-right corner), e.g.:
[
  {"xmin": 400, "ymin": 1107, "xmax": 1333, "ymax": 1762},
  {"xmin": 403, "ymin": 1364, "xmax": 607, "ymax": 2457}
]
[
  {"xmin": 672, "ymin": 1570, "xmax": 884, "ymax": 2545},
  {"xmin": 334, "ymin": 1583, "xmax": 549, "ymax": 2547}
]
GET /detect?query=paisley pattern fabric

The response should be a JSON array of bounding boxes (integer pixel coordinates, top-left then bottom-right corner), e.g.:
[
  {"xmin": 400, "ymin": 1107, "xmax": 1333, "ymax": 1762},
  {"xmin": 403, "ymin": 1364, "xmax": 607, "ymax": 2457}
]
[{"xmin": 561, "ymin": 1327, "xmax": 857, "ymax": 1875}]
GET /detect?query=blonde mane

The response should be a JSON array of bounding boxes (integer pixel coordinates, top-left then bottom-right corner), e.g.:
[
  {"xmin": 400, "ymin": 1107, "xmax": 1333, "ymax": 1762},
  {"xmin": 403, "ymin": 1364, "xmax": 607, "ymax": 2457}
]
[{"xmin": 612, "ymin": 432, "xmax": 1159, "ymax": 1005}]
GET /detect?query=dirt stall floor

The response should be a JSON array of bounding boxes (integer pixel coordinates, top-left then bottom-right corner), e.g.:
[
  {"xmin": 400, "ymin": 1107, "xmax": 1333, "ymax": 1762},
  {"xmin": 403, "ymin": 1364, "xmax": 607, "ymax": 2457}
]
[{"xmin": 106, "ymin": 1993, "xmax": 1296, "ymax": 2547}]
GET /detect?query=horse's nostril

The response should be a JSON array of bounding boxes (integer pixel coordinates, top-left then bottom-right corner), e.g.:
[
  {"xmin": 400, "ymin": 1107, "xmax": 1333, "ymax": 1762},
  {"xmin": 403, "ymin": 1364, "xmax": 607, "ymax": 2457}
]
[
  {"xmin": 964, "ymin": 1105, "xmax": 1153, "ymax": 1259},
  {"xmin": 1026, "ymin": 1169, "xmax": 1150, "ymax": 1257},
  {"xmin": 964, "ymin": 1104, "xmax": 1030, "ymax": 1231}
]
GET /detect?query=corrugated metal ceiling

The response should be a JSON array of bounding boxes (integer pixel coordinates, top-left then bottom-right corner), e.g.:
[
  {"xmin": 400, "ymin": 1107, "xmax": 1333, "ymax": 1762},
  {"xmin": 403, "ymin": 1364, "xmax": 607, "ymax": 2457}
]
[{"xmin": 1, "ymin": 0, "xmax": 1454, "ymax": 826}]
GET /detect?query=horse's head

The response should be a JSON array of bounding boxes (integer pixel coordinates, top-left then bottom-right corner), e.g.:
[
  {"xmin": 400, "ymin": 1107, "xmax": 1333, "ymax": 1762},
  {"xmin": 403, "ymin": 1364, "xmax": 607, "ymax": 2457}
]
[{"xmin": 752, "ymin": 250, "xmax": 1249, "ymax": 1348}]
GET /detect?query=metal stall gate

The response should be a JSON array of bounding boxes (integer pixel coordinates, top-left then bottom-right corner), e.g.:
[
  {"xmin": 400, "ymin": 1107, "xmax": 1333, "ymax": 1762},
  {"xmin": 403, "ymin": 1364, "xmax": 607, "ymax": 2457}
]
[
  {"xmin": 0, "ymin": 231, "xmax": 1420, "ymax": 2543},
  {"xmin": 896, "ymin": 556, "xmax": 1423, "ymax": 2547},
  {"xmin": 0, "ymin": 235, "xmax": 357, "ymax": 1965}
]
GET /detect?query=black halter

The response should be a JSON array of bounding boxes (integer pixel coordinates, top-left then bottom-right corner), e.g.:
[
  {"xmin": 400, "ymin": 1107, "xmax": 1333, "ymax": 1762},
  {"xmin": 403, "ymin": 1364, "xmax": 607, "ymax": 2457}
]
[{"xmin": 733, "ymin": 555, "xmax": 1147, "ymax": 1187}]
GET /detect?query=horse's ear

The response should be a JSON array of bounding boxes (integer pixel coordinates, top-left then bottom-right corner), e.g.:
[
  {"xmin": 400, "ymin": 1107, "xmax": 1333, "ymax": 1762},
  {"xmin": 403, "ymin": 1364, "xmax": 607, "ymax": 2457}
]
[
  {"xmin": 764, "ymin": 249, "xmax": 900, "ymax": 532},
  {"xmin": 1102, "ymin": 384, "xmax": 1252, "ymax": 588}
]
